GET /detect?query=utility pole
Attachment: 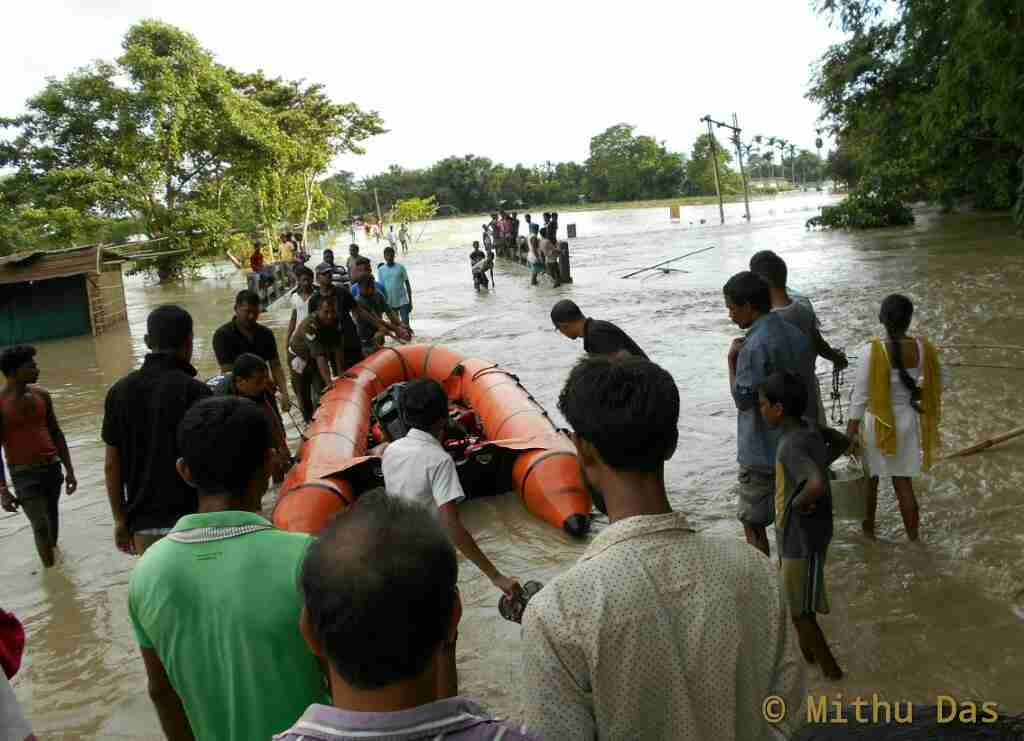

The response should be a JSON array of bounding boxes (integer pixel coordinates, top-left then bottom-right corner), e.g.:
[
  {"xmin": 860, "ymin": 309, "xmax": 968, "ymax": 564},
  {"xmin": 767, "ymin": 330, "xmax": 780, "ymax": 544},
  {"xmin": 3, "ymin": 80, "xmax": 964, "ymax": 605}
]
[
  {"xmin": 374, "ymin": 188, "xmax": 384, "ymax": 230},
  {"xmin": 815, "ymin": 129, "xmax": 824, "ymax": 187},
  {"xmin": 732, "ymin": 113, "xmax": 752, "ymax": 222},
  {"xmin": 701, "ymin": 114, "xmax": 751, "ymax": 224},
  {"xmin": 701, "ymin": 116, "xmax": 725, "ymax": 225}
]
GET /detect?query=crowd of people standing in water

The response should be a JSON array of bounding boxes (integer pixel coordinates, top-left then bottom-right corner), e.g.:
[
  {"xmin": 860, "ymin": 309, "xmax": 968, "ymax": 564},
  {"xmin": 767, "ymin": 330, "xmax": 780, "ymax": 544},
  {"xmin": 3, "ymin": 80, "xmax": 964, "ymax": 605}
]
[
  {"xmin": 0, "ymin": 230, "xmax": 961, "ymax": 739},
  {"xmin": 479, "ymin": 211, "xmax": 565, "ymax": 287}
]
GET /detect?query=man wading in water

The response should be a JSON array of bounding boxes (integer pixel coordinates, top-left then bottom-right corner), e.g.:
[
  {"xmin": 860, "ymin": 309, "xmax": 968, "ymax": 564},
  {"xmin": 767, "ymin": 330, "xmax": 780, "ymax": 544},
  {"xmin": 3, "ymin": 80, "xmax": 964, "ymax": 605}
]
[
  {"xmin": 104, "ymin": 305, "xmax": 212, "ymax": 554},
  {"xmin": 0, "ymin": 346, "xmax": 77, "ymax": 568},
  {"xmin": 550, "ymin": 300, "xmax": 648, "ymax": 359},
  {"xmin": 212, "ymin": 290, "xmax": 292, "ymax": 414},
  {"xmin": 724, "ymin": 271, "xmax": 811, "ymax": 557}
]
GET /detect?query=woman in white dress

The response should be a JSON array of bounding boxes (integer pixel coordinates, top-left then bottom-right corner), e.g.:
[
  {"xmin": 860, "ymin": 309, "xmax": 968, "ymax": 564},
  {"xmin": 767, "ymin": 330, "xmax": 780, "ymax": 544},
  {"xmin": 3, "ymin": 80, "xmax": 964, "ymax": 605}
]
[{"xmin": 847, "ymin": 294, "xmax": 942, "ymax": 541}]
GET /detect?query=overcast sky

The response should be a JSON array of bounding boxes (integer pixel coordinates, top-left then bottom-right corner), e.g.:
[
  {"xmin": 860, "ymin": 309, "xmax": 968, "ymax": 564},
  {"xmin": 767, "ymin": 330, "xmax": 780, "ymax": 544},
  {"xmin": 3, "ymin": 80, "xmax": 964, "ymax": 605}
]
[{"xmin": 4, "ymin": 0, "xmax": 846, "ymax": 178}]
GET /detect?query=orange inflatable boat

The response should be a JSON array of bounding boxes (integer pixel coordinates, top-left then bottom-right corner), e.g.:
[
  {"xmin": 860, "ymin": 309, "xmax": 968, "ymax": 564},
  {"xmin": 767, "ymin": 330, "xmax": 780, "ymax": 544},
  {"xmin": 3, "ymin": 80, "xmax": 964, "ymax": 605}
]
[{"xmin": 272, "ymin": 343, "xmax": 592, "ymax": 537}]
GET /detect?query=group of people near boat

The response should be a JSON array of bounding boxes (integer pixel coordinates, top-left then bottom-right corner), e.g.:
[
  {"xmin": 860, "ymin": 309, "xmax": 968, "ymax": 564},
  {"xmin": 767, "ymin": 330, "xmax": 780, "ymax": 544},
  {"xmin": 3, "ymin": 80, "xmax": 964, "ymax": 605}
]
[
  {"xmin": 282, "ymin": 243, "xmax": 414, "ymax": 420},
  {"xmin": 0, "ymin": 239, "xmax": 951, "ymax": 739}
]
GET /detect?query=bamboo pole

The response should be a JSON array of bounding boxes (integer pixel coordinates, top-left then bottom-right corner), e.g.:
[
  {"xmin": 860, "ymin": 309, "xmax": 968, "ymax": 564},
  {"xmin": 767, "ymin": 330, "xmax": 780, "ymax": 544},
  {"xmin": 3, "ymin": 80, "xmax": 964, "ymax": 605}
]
[
  {"xmin": 733, "ymin": 113, "xmax": 751, "ymax": 222},
  {"xmin": 704, "ymin": 117, "xmax": 725, "ymax": 225},
  {"xmin": 937, "ymin": 426, "xmax": 1024, "ymax": 462},
  {"xmin": 939, "ymin": 344, "xmax": 1024, "ymax": 352},
  {"xmin": 621, "ymin": 244, "xmax": 718, "ymax": 279}
]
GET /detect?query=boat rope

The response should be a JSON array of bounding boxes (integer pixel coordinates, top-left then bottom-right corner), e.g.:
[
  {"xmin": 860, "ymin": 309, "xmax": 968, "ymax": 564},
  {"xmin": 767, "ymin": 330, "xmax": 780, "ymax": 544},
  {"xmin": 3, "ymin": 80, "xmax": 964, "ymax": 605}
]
[
  {"xmin": 946, "ymin": 362, "xmax": 1024, "ymax": 371},
  {"xmin": 287, "ymin": 407, "xmax": 309, "ymax": 441},
  {"xmin": 519, "ymin": 450, "xmax": 577, "ymax": 492},
  {"xmin": 377, "ymin": 345, "xmax": 412, "ymax": 381},
  {"xmin": 470, "ymin": 364, "xmax": 500, "ymax": 381},
  {"xmin": 470, "ymin": 366, "xmax": 558, "ymax": 431},
  {"xmin": 829, "ymin": 349, "xmax": 847, "ymax": 425}
]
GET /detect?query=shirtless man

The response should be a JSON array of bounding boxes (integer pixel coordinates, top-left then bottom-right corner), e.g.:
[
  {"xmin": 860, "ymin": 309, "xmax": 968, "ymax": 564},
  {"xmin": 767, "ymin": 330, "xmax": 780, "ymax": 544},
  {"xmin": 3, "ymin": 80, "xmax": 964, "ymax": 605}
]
[{"xmin": 0, "ymin": 345, "xmax": 77, "ymax": 568}]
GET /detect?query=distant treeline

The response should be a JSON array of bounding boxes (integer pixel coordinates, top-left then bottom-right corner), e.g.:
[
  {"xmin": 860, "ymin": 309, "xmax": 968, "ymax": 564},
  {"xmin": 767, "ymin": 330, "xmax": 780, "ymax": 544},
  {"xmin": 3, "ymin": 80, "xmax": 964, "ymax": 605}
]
[{"xmin": 322, "ymin": 124, "xmax": 824, "ymax": 223}]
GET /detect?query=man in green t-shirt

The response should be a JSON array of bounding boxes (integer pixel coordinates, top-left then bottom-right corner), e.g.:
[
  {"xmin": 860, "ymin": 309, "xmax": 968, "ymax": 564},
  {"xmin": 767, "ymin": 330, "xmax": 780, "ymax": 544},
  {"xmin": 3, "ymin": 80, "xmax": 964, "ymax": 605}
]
[{"xmin": 128, "ymin": 396, "xmax": 327, "ymax": 741}]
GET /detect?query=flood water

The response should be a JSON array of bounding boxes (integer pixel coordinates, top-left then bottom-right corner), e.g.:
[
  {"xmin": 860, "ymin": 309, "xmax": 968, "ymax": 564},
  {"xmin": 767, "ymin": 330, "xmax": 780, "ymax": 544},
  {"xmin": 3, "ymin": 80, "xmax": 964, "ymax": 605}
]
[{"xmin": 4, "ymin": 193, "xmax": 1024, "ymax": 737}]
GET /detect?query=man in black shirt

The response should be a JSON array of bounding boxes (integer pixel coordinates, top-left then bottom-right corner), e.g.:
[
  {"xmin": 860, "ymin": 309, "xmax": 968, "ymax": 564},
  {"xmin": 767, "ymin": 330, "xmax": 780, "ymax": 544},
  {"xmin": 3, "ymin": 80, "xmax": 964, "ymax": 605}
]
[
  {"xmin": 212, "ymin": 290, "xmax": 292, "ymax": 413},
  {"xmin": 550, "ymin": 299, "xmax": 648, "ymax": 359},
  {"xmin": 102, "ymin": 305, "xmax": 212, "ymax": 555},
  {"xmin": 355, "ymin": 275, "xmax": 410, "ymax": 355},
  {"xmin": 469, "ymin": 242, "xmax": 490, "ymax": 290},
  {"xmin": 308, "ymin": 265, "xmax": 377, "ymax": 371}
]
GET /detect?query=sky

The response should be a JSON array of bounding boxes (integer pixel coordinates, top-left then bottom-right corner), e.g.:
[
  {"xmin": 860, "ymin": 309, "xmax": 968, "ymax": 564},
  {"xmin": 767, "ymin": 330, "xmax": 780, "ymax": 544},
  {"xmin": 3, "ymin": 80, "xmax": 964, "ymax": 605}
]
[{"xmin": 3, "ymin": 0, "xmax": 848, "ymax": 178}]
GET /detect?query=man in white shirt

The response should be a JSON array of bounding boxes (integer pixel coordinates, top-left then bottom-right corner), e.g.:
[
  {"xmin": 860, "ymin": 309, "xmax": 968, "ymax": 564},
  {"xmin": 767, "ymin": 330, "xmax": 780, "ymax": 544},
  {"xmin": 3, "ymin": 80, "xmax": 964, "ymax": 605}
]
[
  {"xmin": 381, "ymin": 378, "xmax": 520, "ymax": 596},
  {"xmin": 521, "ymin": 356, "xmax": 806, "ymax": 741}
]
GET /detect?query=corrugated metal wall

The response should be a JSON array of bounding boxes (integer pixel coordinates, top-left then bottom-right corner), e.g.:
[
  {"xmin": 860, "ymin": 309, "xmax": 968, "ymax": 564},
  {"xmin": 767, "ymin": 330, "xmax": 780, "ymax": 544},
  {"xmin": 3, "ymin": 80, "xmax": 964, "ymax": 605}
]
[{"xmin": 0, "ymin": 275, "xmax": 92, "ymax": 345}]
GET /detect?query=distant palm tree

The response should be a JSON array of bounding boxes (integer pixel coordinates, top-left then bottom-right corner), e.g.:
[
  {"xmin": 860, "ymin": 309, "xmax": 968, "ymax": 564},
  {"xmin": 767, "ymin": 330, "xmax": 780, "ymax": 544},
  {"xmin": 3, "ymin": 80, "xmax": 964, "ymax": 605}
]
[
  {"xmin": 766, "ymin": 137, "xmax": 779, "ymax": 178},
  {"xmin": 762, "ymin": 148, "xmax": 775, "ymax": 181},
  {"xmin": 739, "ymin": 142, "xmax": 754, "ymax": 175},
  {"xmin": 786, "ymin": 144, "xmax": 797, "ymax": 183}
]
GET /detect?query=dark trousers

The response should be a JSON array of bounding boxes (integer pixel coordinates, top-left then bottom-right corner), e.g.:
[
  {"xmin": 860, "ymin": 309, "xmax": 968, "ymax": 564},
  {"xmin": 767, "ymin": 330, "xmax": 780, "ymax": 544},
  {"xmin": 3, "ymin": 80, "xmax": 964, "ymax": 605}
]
[
  {"xmin": 291, "ymin": 367, "xmax": 314, "ymax": 423},
  {"xmin": 12, "ymin": 463, "xmax": 63, "ymax": 563},
  {"xmin": 546, "ymin": 262, "xmax": 562, "ymax": 286}
]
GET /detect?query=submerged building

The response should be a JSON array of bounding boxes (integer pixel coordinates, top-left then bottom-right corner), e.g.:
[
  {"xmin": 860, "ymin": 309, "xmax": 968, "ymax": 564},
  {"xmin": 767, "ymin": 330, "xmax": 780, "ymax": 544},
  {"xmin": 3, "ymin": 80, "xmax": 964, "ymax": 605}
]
[{"xmin": 0, "ymin": 245, "xmax": 127, "ymax": 345}]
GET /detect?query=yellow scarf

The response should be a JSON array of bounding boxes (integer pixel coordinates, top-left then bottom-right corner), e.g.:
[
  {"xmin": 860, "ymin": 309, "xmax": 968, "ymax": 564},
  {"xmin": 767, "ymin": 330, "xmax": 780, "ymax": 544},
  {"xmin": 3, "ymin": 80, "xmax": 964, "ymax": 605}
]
[{"xmin": 867, "ymin": 337, "xmax": 941, "ymax": 470}]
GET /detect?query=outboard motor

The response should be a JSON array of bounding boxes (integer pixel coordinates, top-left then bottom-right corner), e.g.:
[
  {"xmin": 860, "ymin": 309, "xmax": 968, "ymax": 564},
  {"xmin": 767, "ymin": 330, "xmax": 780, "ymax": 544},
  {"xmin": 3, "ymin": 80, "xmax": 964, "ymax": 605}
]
[
  {"xmin": 205, "ymin": 374, "xmax": 234, "ymax": 395},
  {"xmin": 371, "ymin": 382, "xmax": 409, "ymax": 442}
]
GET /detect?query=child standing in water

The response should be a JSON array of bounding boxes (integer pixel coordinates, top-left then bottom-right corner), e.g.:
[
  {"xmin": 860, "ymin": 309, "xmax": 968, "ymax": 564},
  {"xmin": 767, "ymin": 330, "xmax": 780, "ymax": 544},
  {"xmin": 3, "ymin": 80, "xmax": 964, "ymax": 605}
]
[
  {"xmin": 224, "ymin": 354, "xmax": 292, "ymax": 482},
  {"xmin": 847, "ymin": 294, "xmax": 942, "ymax": 540},
  {"xmin": 760, "ymin": 370, "xmax": 849, "ymax": 680}
]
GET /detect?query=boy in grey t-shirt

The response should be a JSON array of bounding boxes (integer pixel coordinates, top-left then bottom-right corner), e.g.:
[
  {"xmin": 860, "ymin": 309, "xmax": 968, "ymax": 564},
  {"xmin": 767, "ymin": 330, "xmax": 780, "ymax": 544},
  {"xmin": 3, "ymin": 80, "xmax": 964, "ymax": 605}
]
[{"xmin": 760, "ymin": 370, "xmax": 850, "ymax": 680}]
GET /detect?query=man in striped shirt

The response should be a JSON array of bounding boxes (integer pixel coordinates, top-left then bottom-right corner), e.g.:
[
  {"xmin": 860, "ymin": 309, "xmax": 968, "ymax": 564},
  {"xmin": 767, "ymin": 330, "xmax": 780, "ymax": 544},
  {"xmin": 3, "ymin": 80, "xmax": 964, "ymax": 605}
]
[{"xmin": 276, "ymin": 491, "xmax": 537, "ymax": 741}]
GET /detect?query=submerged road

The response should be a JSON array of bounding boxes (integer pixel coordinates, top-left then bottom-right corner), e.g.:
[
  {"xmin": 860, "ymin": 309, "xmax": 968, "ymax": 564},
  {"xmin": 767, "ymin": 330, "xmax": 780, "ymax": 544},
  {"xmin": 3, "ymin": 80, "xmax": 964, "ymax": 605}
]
[{"xmin": 3, "ymin": 193, "xmax": 1024, "ymax": 736}]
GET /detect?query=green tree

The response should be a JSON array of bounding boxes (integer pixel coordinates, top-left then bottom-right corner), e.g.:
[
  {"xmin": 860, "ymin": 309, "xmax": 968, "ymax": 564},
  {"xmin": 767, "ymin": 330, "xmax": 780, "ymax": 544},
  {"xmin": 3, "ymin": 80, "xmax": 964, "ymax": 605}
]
[
  {"xmin": 392, "ymin": 195, "xmax": 439, "ymax": 224},
  {"xmin": 1, "ymin": 22, "xmax": 278, "ymax": 274},
  {"xmin": 809, "ymin": 0, "xmax": 1024, "ymax": 228},
  {"xmin": 320, "ymin": 171, "xmax": 364, "ymax": 226},
  {"xmin": 787, "ymin": 149, "xmax": 824, "ymax": 184},
  {"xmin": 687, "ymin": 134, "xmax": 742, "ymax": 196},
  {"xmin": 586, "ymin": 124, "xmax": 685, "ymax": 201},
  {"xmin": 0, "ymin": 21, "xmax": 383, "ymax": 274},
  {"xmin": 227, "ymin": 71, "xmax": 384, "ymax": 250},
  {"xmin": 825, "ymin": 144, "xmax": 859, "ymax": 188},
  {"xmin": 428, "ymin": 155, "xmax": 494, "ymax": 212},
  {"xmin": 391, "ymin": 196, "xmax": 439, "ymax": 242}
]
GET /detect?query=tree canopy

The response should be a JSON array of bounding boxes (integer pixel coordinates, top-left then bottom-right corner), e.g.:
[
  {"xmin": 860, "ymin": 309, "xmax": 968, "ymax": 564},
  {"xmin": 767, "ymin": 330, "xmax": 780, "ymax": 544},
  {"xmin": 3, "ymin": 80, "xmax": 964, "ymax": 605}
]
[
  {"xmin": 586, "ymin": 124, "xmax": 686, "ymax": 202},
  {"xmin": 0, "ymin": 20, "xmax": 383, "ymax": 277},
  {"xmin": 687, "ymin": 134, "xmax": 742, "ymax": 196},
  {"xmin": 807, "ymin": 0, "xmax": 1024, "ymax": 230}
]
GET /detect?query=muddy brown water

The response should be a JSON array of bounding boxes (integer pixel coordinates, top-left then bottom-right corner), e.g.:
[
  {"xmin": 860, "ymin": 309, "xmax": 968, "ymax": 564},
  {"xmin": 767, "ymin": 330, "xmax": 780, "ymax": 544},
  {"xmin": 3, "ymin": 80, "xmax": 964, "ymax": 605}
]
[{"xmin": 4, "ymin": 194, "xmax": 1024, "ymax": 738}]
